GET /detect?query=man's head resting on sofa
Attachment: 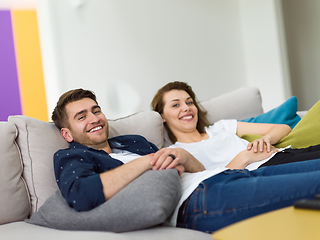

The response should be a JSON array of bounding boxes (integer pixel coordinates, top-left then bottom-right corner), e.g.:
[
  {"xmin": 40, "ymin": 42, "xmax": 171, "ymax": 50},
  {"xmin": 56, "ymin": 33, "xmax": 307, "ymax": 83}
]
[
  {"xmin": 151, "ymin": 81, "xmax": 210, "ymax": 143},
  {"xmin": 52, "ymin": 88, "xmax": 110, "ymax": 149}
]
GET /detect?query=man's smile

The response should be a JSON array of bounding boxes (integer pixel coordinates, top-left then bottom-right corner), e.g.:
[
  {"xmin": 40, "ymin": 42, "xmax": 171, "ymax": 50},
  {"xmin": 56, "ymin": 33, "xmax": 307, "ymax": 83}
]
[{"xmin": 88, "ymin": 125, "xmax": 103, "ymax": 133}]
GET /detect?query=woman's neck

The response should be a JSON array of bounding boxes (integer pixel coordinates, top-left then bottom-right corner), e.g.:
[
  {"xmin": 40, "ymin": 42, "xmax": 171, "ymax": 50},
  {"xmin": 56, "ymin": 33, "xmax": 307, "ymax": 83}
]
[{"xmin": 175, "ymin": 130, "xmax": 209, "ymax": 143}]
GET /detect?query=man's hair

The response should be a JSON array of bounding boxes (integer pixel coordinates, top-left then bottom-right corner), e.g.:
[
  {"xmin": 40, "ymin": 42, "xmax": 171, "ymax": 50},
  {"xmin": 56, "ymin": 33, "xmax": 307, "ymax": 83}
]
[
  {"xmin": 52, "ymin": 89, "xmax": 98, "ymax": 129},
  {"xmin": 151, "ymin": 81, "xmax": 210, "ymax": 143}
]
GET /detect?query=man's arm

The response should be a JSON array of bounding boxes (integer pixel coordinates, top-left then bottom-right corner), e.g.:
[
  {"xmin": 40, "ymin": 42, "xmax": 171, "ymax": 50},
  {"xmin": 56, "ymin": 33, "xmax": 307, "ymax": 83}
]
[{"xmin": 99, "ymin": 155, "xmax": 153, "ymax": 200}]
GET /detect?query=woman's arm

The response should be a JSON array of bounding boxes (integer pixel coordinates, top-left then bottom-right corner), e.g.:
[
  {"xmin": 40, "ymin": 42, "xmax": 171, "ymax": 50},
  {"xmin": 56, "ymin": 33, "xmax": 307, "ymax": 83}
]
[
  {"xmin": 236, "ymin": 122, "xmax": 291, "ymax": 152},
  {"xmin": 226, "ymin": 145, "xmax": 278, "ymax": 169}
]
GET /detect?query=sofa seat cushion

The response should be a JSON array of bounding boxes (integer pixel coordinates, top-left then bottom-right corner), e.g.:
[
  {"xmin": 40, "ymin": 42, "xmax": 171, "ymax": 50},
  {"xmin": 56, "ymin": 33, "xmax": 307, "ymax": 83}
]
[
  {"xmin": 0, "ymin": 121, "xmax": 30, "ymax": 224},
  {"xmin": 0, "ymin": 222, "xmax": 211, "ymax": 240}
]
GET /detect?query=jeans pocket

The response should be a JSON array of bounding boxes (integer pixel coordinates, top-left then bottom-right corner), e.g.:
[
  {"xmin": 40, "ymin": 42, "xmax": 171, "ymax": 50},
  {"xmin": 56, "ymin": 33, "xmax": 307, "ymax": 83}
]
[{"xmin": 191, "ymin": 183, "xmax": 206, "ymax": 214}]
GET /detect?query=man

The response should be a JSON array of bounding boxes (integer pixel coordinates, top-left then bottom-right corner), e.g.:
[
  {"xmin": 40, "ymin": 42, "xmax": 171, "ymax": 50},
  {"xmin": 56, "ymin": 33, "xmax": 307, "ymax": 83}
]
[{"xmin": 52, "ymin": 88, "xmax": 204, "ymax": 211}]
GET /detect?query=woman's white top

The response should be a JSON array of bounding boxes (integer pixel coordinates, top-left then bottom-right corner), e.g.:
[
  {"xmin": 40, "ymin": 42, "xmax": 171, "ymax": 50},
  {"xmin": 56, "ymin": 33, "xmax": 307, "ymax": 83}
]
[{"xmin": 169, "ymin": 119, "xmax": 273, "ymax": 171}]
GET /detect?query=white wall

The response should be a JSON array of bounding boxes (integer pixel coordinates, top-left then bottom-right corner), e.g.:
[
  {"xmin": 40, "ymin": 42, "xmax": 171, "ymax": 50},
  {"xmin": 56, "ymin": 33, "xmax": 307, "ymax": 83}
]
[
  {"xmin": 37, "ymin": 0, "xmax": 289, "ymax": 119},
  {"xmin": 0, "ymin": 0, "xmax": 36, "ymax": 9},
  {"xmin": 238, "ymin": 0, "xmax": 291, "ymax": 111}
]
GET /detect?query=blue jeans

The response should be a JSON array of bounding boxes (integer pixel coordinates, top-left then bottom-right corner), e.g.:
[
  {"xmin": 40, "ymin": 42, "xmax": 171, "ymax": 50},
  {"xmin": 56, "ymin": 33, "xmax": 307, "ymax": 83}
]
[{"xmin": 177, "ymin": 159, "xmax": 320, "ymax": 233}]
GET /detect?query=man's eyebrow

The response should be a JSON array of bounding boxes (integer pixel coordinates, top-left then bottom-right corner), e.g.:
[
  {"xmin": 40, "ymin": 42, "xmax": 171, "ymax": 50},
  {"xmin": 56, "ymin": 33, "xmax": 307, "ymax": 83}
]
[
  {"xmin": 74, "ymin": 110, "xmax": 87, "ymax": 120},
  {"xmin": 92, "ymin": 105, "xmax": 101, "ymax": 111},
  {"xmin": 73, "ymin": 105, "xmax": 101, "ymax": 119}
]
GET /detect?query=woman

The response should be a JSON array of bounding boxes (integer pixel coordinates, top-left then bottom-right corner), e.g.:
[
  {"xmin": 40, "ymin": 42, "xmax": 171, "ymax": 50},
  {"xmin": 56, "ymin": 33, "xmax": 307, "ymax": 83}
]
[
  {"xmin": 151, "ymin": 81, "xmax": 320, "ymax": 170},
  {"xmin": 148, "ymin": 81, "xmax": 320, "ymax": 233}
]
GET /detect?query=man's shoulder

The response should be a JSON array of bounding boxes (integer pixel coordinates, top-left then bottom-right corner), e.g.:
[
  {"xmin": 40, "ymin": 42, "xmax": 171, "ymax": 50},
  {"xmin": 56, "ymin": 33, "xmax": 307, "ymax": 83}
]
[
  {"xmin": 109, "ymin": 134, "xmax": 147, "ymax": 141},
  {"xmin": 108, "ymin": 134, "xmax": 150, "ymax": 145},
  {"xmin": 54, "ymin": 142, "xmax": 88, "ymax": 156}
]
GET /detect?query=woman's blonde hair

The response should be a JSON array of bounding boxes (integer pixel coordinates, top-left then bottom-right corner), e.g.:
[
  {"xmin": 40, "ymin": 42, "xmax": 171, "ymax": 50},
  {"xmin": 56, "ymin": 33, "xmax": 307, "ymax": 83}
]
[{"xmin": 151, "ymin": 81, "xmax": 210, "ymax": 143}]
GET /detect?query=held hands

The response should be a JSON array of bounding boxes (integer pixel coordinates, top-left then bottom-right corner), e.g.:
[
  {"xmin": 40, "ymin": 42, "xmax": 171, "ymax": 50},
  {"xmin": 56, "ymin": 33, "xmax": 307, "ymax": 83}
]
[{"xmin": 149, "ymin": 148, "xmax": 187, "ymax": 176}]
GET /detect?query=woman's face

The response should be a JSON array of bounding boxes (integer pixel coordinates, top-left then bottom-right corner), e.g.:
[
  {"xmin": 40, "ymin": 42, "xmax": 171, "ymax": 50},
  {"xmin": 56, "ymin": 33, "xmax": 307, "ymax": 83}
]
[{"xmin": 161, "ymin": 90, "xmax": 198, "ymax": 136}]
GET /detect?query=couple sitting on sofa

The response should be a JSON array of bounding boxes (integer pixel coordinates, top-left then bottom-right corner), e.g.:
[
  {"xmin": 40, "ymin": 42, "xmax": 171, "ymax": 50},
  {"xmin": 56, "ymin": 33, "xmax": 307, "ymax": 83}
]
[{"xmin": 51, "ymin": 81, "xmax": 320, "ymax": 233}]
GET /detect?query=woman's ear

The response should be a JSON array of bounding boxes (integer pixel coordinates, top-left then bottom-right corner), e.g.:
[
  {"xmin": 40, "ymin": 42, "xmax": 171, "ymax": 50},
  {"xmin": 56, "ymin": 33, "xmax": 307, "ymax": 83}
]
[
  {"xmin": 160, "ymin": 114, "xmax": 166, "ymax": 123},
  {"xmin": 61, "ymin": 128, "xmax": 74, "ymax": 142}
]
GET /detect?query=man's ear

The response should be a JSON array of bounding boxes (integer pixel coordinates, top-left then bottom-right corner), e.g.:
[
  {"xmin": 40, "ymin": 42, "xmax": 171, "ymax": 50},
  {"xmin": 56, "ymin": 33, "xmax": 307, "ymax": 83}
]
[{"xmin": 61, "ymin": 128, "xmax": 74, "ymax": 142}]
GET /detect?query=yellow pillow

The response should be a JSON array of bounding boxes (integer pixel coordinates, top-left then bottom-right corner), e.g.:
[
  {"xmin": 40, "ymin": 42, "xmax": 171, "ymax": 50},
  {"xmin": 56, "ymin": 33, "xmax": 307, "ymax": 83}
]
[
  {"xmin": 275, "ymin": 100, "xmax": 320, "ymax": 149},
  {"xmin": 241, "ymin": 100, "xmax": 320, "ymax": 149}
]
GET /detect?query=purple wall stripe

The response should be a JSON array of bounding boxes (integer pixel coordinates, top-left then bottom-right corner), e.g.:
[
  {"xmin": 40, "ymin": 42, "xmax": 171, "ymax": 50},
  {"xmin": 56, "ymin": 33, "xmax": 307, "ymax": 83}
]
[{"xmin": 0, "ymin": 10, "xmax": 22, "ymax": 121}]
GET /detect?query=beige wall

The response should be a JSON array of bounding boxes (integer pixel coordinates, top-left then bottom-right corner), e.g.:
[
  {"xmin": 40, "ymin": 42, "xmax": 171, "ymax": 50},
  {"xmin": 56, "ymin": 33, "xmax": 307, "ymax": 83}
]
[{"xmin": 282, "ymin": 0, "xmax": 320, "ymax": 110}]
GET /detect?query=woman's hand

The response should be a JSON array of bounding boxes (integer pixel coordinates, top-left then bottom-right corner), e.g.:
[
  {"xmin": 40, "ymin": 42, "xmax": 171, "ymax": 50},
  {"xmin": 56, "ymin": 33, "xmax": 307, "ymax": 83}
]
[
  {"xmin": 150, "ymin": 148, "xmax": 205, "ymax": 173},
  {"xmin": 226, "ymin": 145, "xmax": 278, "ymax": 169},
  {"xmin": 237, "ymin": 122, "xmax": 291, "ymax": 152},
  {"xmin": 247, "ymin": 135, "xmax": 272, "ymax": 153}
]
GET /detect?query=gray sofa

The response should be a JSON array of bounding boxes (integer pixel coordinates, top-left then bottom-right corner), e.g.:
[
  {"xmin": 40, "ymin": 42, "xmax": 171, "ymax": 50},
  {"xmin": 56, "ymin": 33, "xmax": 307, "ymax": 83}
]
[{"xmin": 1, "ymin": 87, "xmax": 297, "ymax": 239}]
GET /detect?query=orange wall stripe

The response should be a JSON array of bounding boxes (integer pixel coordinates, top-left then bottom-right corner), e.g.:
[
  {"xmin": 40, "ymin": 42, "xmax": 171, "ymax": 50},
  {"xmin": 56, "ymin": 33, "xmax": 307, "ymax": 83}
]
[{"xmin": 11, "ymin": 10, "xmax": 48, "ymax": 122}]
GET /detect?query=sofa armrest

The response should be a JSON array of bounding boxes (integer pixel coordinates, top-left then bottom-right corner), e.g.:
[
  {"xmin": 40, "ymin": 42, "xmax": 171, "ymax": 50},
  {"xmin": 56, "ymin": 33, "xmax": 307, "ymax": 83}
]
[{"xmin": 297, "ymin": 110, "xmax": 307, "ymax": 119}]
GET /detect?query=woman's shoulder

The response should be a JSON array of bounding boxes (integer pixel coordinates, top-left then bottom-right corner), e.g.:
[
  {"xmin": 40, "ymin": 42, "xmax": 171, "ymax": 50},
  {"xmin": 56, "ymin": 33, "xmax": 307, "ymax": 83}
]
[{"xmin": 206, "ymin": 119, "xmax": 237, "ymax": 133}]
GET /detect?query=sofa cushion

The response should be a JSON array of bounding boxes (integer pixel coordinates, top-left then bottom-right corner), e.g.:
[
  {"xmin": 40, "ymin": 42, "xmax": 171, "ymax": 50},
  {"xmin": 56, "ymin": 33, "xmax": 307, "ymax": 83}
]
[
  {"xmin": 26, "ymin": 169, "xmax": 181, "ymax": 232},
  {"xmin": 108, "ymin": 110, "xmax": 164, "ymax": 149},
  {"xmin": 201, "ymin": 86, "xmax": 264, "ymax": 123},
  {"xmin": 8, "ymin": 116, "xmax": 69, "ymax": 213},
  {"xmin": 0, "ymin": 121, "xmax": 30, "ymax": 224},
  {"xmin": 240, "ymin": 96, "xmax": 301, "ymax": 128},
  {"xmin": 275, "ymin": 99, "xmax": 320, "ymax": 149},
  {"xmin": 242, "ymin": 99, "xmax": 320, "ymax": 149}
]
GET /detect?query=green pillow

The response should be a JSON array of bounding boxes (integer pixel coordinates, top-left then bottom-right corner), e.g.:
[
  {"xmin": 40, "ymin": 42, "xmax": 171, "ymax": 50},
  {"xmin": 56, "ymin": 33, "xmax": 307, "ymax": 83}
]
[
  {"xmin": 275, "ymin": 100, "xmax": 320, "ymax": 149},
  {"xmin": 242, "ymin": 100, "xmax": 320, "ymax": 149}
]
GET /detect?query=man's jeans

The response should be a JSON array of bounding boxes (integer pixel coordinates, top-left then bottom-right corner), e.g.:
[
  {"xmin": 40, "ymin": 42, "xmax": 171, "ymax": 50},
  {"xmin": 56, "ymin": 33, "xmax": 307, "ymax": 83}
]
[{"xmin": 177, "ymin": 159, "xmax": 320, "ymax": 233}]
